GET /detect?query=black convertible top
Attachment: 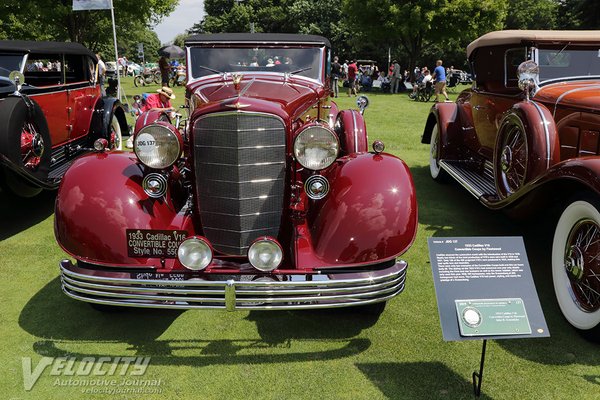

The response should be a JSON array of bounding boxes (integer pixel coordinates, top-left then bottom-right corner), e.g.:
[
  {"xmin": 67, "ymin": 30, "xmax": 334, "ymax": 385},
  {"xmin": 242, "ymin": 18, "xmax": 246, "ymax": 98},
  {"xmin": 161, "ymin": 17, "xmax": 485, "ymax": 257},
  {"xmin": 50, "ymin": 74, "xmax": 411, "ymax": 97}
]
[
  {"xmin": 0, "ymin": 40, "xmax": 95, "ymax": 58},
  {"xmin": 185, "ymin": 33, "xmax": 330, "ymax": 48}
]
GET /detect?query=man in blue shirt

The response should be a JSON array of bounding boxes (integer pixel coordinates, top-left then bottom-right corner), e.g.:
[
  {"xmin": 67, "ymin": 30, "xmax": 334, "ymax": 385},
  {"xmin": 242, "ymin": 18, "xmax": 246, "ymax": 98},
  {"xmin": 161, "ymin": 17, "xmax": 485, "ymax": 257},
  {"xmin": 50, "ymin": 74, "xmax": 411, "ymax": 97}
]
[{"xmin": 432, "ymin": 59, "xmax": 450, "ymax": 102}]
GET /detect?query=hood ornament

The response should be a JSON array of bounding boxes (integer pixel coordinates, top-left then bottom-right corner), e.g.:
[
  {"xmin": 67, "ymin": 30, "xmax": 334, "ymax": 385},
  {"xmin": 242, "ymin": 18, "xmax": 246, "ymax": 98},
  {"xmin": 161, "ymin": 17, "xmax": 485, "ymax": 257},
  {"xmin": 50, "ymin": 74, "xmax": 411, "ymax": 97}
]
[
  {"xmin": 225, "ymin": 101, "xmax": 251, "ymax": 109},
  {"xmin": 232, "ymin": 73, "xmax": 243, "ymax": 90}
]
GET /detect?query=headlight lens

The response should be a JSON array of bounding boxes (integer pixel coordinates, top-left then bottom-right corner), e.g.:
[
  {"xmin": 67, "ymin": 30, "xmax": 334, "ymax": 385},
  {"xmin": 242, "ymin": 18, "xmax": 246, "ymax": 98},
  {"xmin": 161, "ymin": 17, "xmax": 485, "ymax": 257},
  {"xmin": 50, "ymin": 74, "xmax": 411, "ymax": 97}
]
[
  {"xmin": 177, "ymin": 237, "xmax": 212, "ymax": 271},
  {"xmin": 248, "ymin": 238, "xmax": 283, "ymax": 272},
  {"xmin": 294, "ymin": 125, "xmax": 339, "ymax": 170},
  {"xmin": 134, "ymin": 123, "xmax": 181, "ymax": 169}
]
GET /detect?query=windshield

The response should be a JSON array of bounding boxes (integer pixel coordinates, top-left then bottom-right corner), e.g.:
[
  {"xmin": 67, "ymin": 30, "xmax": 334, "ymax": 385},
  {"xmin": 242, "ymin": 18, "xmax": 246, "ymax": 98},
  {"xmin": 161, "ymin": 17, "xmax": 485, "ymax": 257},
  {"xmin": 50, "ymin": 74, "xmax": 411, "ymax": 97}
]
[
  {"xmin": 0, "ymin": 54, "xmax": 24, "ymax": 78},
  {"xmin": 538, "ymin": 47, "xmax": 600, "ymax": 82},
  {"xmin": 189, "ymin": 46, "xmax": 323, "ymax": 81}
]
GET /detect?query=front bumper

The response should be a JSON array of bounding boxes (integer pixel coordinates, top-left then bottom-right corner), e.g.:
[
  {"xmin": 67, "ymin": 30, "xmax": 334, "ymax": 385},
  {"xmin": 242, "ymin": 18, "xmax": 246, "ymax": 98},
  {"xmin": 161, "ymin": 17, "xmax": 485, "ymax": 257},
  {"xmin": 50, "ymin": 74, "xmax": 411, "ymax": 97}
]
[{"xmin": 59, "ymin": 259, "xmax": 407, "ymax": 310}]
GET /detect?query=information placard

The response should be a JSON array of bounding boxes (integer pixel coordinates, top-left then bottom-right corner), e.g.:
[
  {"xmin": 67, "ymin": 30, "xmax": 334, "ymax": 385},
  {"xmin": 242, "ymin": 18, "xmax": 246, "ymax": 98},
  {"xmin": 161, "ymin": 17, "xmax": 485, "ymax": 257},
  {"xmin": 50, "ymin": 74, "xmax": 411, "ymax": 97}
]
[{"xmin": 428, "ymin": 237, "xmax": 549, "ymax": 341}]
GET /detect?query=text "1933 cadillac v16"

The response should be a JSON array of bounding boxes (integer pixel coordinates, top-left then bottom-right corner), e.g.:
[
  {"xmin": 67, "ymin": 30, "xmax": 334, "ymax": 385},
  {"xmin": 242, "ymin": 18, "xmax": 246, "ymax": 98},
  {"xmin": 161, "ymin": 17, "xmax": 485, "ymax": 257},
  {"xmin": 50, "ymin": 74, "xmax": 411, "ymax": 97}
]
[
  {"xmin": 55, "ymin": 34, "xmax": 418, "ymax": 314},
  {"xmin": 422, "ymin": 30, "xmax": 600, "ymax": 339},
  {"xmin": 0, "ymin": 40, "xmax": 127, "ymax": 197}
]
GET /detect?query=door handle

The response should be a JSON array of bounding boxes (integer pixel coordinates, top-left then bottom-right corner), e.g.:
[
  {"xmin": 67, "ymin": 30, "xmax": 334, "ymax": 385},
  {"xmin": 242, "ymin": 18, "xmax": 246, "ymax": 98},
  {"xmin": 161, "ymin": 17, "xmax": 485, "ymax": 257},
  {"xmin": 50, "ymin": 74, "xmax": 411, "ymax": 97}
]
[{"xmin": 473, "ymin": 105, "xmax": 487, "ymax": 110}]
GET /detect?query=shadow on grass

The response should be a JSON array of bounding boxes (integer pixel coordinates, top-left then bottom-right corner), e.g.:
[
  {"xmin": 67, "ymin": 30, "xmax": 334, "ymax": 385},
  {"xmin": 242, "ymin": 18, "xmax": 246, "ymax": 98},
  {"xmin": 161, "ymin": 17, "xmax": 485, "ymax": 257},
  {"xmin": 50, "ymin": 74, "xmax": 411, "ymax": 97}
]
[
  {"xmin": 19, "ymin": 278, "xmax": 374, "ymax": 366},
  {"xmin": 356, "ymin": 362, "xmax": 493, "ymax": 400},
  {"xmin": 0, "ymin": 189, "xmax": 55, "ymax": 240},
  {"xmin": 411, "ymin": 165, "xmax": 600, "ymax": 362}
]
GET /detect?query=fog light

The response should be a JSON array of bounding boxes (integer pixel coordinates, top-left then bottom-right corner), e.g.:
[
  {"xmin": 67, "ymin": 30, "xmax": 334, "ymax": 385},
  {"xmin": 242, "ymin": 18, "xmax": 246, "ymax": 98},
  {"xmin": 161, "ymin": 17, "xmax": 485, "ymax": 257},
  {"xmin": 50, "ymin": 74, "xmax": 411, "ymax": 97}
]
[
  {"xmin": 178, "ymin": 237, "xmax": 212, "ymax": 271},
  {"xmin": 142, "ymin": 173, "xmax": 168, "ymax": 198},
  {"xmin": 93, "ymin": 138, "xmax": 108, "ymax": 151},
  {"xmin": 248, "ymin": 238, "xmax": 283, "ymax": 272},
  {"xmin": 372, "ymin": 140, "xmax": 385, "ymax": 154},
  {"xmin": 305, "ymin": 175, "xmax": 329, "ymax": 200}
]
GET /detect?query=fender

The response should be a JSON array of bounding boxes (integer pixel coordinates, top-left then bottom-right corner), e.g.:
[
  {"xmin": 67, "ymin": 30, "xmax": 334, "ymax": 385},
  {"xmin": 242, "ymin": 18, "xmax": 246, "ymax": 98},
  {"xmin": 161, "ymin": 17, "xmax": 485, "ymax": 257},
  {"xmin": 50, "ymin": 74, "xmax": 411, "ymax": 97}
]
[
  {"xmin": 134, "ymin": 109, "xmax": 169, "ymax": 133},
  {"xmin": 422, "ymin": 102, "xmax": 462, "ymax": 160},
  {"xmin": 335, "ymin": 109, "xmax": 368, "ymax": 155},
  {"xmin": 54, "ymin": 152, "xmax": 194, "ymax": 267},
  {"xmin": 91, "ymin": 97, "xmax": 128, "ymax": 139},
  {"xmin": 303, "ymin": 153, "xmax": 417, "ymax": 267},
  {"xmin": 495, "ymin": 101, "xmax": 560, "ymax": 183}
]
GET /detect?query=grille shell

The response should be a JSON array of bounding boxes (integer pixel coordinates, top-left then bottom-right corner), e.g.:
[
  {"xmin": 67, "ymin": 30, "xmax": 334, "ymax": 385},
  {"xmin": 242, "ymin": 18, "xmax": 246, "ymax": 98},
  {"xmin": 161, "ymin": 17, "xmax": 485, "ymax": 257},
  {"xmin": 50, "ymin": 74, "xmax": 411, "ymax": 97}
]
[{"xmin": 193, "ymin": 112, "xmax": 286, "ymax": 255}]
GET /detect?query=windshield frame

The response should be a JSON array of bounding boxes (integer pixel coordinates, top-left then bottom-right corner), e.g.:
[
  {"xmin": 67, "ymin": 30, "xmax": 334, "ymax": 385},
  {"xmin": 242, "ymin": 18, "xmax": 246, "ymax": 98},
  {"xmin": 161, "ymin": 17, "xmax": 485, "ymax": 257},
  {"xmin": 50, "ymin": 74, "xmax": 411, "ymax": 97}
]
[
  {"xmin": 533, "ymin": 45, "xmax": 600, "ymax": 86},
  {"xmin": 186, "ymin": 44, "xmax": 326, "ymax": 85},
  {"xmin": 0, "ymin": 53, "xmax": 27, "ymax": 78}
]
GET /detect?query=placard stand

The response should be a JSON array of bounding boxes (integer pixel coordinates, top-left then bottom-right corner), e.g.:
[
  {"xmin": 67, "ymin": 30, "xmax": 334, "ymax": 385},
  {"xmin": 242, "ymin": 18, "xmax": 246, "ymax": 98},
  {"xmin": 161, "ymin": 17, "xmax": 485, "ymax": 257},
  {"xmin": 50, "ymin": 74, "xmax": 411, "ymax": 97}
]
[
  {"xmin": 472, "ymin": 339, "xmax": 487, "ymax": 397},
  {"xmin": 427, "ymin": 237, "xmax": 550, "ymax": 398}
]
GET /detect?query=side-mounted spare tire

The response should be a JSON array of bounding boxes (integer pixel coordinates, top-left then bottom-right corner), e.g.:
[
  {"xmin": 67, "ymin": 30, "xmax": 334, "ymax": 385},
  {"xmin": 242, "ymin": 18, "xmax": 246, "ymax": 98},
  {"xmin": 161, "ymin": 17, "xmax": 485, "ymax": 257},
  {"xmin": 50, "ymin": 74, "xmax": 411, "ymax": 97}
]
[{"xmin": 0, "ymin": 96, "xmax": 51, "ymax": 197}]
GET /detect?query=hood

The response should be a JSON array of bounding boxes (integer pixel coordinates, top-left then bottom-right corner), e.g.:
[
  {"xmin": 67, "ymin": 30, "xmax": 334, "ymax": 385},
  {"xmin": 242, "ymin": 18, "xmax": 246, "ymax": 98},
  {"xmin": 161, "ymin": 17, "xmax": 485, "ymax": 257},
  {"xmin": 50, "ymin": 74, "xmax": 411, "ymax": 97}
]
[
  {"xmin": 187, "ymin": 74, "xmax": 324, "ymax": 119},
  {"xmin": 535, "ymin": 80, "xmax": 600, "ymax": 113}
]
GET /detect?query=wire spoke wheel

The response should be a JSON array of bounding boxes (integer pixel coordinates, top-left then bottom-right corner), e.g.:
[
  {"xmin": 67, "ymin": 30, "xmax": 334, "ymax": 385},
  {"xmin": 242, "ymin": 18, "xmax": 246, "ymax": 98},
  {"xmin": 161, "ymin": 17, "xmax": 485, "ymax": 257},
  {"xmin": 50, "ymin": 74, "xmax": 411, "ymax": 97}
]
[
  {"xmin": 497, "ymin": 120, "xmax": 528, "ymax": 197},
  {"xmin": 20, "ymin": 121, "xmax": 45, "ymax": 170}
]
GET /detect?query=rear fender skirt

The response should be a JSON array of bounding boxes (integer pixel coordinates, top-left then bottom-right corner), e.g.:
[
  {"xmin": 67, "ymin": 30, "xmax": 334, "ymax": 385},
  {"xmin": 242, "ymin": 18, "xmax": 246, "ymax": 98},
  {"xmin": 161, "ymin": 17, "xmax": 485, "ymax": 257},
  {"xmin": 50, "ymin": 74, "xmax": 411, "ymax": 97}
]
[
  {"xmin": 302, "ymin": 153, "xmax": 417, "ymax": 267},
  {"xmin": 54, "ymin": 152, "xmax": 193, "ymax": 267},
  {"xmin": 335, "ymin": 109, "xmax": 368, "ymax": 155}
]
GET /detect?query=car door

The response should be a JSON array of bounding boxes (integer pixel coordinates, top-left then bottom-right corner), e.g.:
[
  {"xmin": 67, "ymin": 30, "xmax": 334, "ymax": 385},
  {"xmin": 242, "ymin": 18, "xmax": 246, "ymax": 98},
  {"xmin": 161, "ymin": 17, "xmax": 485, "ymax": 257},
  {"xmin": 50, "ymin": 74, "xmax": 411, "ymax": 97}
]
[{"xmin": 65, "ymin": 54, "xmax": 96, "ymax": 140}]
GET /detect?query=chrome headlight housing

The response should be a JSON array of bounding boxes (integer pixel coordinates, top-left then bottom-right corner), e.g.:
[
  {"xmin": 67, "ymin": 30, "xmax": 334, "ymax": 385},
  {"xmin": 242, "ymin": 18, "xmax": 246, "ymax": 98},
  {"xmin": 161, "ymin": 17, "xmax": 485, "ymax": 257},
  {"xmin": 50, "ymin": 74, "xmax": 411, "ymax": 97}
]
[
  {"xmin": 134, "ymin": 122, "xmax": 182, "ymax": 169},
  {"xmin": 178, "ymin": 237, "xmax": 213, "ymax": 271},
  {"xmin": 293, "ymin": 125, "xmax": 339, "ymax": 170},
  {"xmin": 248, "ymin": 237, "xmax": 283, "ymax": 272}
]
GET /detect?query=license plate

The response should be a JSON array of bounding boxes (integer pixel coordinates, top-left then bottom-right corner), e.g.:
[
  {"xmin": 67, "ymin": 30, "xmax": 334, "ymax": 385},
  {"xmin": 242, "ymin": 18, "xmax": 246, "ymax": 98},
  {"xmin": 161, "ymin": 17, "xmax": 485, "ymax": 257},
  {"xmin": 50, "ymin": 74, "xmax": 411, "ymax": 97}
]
[{"xmin": 126, "ymin": 229, "xmax": 188, "ymax": 258}]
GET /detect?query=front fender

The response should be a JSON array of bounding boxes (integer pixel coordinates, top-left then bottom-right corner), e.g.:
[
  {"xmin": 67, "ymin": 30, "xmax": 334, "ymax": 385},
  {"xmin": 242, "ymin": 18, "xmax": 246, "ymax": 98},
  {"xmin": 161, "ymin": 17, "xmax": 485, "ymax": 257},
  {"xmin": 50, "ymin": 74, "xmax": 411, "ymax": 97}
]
[
  {"xmin": 54, "ymin": 152, "xmax": 194, "ymax": 267},
  {"xmin": 335, "ymin": 109, "xmax": 368, "ymax": 155},
  {"xmin": 306, "ymin": 153, "xmax": 417, "ymax": 266},
  {"xmin": 92, "ymin": 97, "xmax": 128, "ymax": 139}
]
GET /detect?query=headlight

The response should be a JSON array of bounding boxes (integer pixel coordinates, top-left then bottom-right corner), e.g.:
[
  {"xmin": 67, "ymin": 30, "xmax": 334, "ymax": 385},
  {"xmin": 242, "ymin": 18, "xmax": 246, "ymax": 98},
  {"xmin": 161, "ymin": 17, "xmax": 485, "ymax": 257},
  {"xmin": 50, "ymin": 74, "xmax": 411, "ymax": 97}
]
[
  {"xmin": 178, "ymin": 237, "xmax": 213, "ymax": 271},
  {"xmin": 134, "ymin": 122, "xmax": 181, "ymax": 169},
  {"xmin": 248, "ymin": 238, "xmax": 283, "ymax": 272},
  {"xmin": 293, "ymin": 125, "xmax": 339, "ymax": 170}
]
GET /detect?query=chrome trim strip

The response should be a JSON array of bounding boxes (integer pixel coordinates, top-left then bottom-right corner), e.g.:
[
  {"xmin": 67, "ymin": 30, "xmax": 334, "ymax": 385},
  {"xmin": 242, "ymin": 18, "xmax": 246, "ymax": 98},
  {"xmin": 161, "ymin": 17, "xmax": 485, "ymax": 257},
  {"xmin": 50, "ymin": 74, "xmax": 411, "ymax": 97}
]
[
  {"xmin": 203, "ymin": 226, "xmax": 277, "ymax": 234},
  {"xmin": 201, "ymin": 194, "xmax": 284, "ymax": 201},
  {"xmin": 202, "ymin": 210, "xmax": 281, "ymax": 217},
  {"xmin": 202, "ymin": 178, "xmax": 283, "ymax": 184},
  {"xmin": 351, "ymin": 110, "xmax": 359, "ymax": 153},
  {"xmin": 552, "ymin": 85, "xmax": 600, "ymax": 119},
  {"xmin": 59, "ymin": 260, "xmax": 407, "ymax": 310},
  {"xmin": 195, "ymin": 144, "xmax": 285, "ymax": 149},
  {"xmin": 531, "ymin": 101, "xmax": 551, "ymax": 168}
]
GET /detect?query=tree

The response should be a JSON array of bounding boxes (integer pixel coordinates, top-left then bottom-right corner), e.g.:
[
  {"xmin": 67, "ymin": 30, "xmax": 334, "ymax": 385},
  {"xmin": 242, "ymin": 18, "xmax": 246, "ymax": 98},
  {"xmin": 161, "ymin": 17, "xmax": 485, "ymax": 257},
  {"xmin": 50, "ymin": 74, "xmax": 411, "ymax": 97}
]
[
  {"xmin": 343, "ymin": 0, "xmax": 507, "ymax": 75},
  {"xmin": 505, "ymin": 0, "xmax": 558, "ymax": 29},
  {"xmin": 0, "ymin": 0, "xmax": 177, "ymax": 59},
  {"xmin": 557, "ymin": 0, "xmax": 600, "ymax": 29}
]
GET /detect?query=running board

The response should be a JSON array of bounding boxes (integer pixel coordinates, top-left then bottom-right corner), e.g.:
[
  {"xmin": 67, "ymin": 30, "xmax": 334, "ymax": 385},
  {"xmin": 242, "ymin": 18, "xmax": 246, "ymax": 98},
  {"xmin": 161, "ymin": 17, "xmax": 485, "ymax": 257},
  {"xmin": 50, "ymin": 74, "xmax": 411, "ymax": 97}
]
[{"xmin": 439, "ymin": 160, "xmax": 497, "ymax": 199}]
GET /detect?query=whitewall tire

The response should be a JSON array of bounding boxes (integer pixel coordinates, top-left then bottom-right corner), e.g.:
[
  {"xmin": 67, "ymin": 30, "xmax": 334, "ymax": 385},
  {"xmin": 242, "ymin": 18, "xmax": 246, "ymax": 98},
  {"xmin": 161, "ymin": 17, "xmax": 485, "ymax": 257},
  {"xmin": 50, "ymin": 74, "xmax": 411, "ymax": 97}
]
[
  {"xmin": 429, "ymin": 123, "xmax": 447, "ymax": 181},
  {"xmin": 110, "ymin": 115, "xmax": 122, "ymax": 151},
  {"xmin": 552, "ymin": 198, "xmax": 600, "ymax": 335}
]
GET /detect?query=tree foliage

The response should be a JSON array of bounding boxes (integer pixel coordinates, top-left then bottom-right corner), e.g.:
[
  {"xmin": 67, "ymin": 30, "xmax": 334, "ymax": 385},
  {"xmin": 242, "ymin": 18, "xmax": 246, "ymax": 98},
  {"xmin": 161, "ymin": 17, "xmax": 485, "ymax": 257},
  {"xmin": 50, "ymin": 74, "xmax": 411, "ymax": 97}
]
[
  {"xmin": 505, "ymin": 0, "xmax": 558, "ymax": 29},
  {"xmin": 0, "ymin": 0, "xmax": 177, "ymax": 61}
]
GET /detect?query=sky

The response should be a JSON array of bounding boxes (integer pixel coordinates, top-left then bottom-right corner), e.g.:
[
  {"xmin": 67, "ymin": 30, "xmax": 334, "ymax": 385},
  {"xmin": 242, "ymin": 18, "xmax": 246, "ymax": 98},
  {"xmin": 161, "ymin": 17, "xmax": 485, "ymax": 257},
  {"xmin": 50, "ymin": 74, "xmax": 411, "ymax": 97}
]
[{"xmin": 153, "ymin": 0, "xmax": 205, "ymax": 44}]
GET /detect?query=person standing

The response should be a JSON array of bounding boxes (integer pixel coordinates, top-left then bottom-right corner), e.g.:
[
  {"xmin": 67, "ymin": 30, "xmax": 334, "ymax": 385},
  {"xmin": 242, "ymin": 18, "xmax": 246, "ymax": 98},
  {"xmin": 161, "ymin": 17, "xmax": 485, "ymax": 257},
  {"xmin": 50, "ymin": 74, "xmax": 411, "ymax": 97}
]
[
  {"xmin": 159, "ymin": 55, "xmax": 171, "ymax": 87},
  {"xmin": 347, "ymin": 59, "xmax": 358, "ymax": 97},
  {"xmin": 331, "ymin": 56, "xmax": 342, "ymax": 98},
  {"xmin": 433, "ymin": 59, "xmax": 450, "ymax": 102},
  {"xmin": 96, "ymin": 53, "xmax": 106, "ymax": 96},
  {"xmin": 391, "ymin": 59, "xmax": 401, "ymax": 93}
]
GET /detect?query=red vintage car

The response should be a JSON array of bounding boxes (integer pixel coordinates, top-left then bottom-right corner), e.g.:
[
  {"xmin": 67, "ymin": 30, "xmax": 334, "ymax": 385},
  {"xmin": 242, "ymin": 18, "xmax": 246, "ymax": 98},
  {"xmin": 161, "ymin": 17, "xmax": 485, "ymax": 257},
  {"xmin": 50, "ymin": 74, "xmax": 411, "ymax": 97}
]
[
  {"xmin": 422, "ymin": 30, "xmax": 600, "ymax": 339},
  {"xmin": 55, "ymin": 34, "xmax": 418, "ymax": 314},
  {"xmin": 0, "ymin": 40, "xmax": 128, "ymax": 197}
]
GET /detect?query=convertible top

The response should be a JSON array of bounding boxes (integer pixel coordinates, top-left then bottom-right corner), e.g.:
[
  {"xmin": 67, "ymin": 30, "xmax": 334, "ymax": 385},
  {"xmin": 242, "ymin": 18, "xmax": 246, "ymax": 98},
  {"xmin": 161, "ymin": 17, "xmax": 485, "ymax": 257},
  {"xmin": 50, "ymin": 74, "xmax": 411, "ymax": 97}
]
[
  {"xmin": 185, "ymin": 33, "xmax": 331, "ymax": 48},
  {"xmin": 467, "ymin": 30, "xmax": 600, "ymax": 58},
  {"xmin": 0, "ymin": 40, "xmax": 96, "ymax": 58}
]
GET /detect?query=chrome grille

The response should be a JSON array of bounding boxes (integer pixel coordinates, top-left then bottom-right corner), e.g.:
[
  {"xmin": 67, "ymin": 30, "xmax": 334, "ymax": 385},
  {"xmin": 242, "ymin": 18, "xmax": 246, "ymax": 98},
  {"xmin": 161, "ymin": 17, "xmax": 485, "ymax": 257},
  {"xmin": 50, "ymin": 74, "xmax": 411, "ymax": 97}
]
[{"xmin": 193, "ymin": 112, "xmax": 286, "ymax": 255}]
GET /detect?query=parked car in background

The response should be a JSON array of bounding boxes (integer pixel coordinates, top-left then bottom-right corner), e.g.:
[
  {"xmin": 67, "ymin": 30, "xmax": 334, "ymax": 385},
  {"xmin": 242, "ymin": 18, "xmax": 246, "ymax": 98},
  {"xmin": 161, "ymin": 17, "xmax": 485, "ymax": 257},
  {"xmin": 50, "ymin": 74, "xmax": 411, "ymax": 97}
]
[
  {"xmin": 55, "ymin": 33, "xmax": 418, "ymax": 315},
  {"xmin": 422, "ymin": 30, "xmax": 600, "ymax": 340},
  {"xmin": 0, "ymin": 40, "xmax": 128, "ymax": 197}
]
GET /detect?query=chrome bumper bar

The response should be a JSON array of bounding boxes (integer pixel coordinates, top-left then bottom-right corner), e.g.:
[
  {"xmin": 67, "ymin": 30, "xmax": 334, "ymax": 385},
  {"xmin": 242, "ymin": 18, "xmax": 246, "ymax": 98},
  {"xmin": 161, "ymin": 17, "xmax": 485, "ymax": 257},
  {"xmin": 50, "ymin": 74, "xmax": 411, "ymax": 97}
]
[{"xmin": 59, "ymin": 260, "xmax": 407, "ymax": 310}]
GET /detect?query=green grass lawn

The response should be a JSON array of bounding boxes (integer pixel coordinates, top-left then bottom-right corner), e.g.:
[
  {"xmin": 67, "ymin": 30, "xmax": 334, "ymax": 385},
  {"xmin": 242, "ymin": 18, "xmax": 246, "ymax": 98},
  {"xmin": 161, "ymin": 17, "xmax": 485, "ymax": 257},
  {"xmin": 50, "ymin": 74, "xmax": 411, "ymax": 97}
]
[{"xmin": 1, "ymin": 81, "xmax": 599, "ymax": 399}]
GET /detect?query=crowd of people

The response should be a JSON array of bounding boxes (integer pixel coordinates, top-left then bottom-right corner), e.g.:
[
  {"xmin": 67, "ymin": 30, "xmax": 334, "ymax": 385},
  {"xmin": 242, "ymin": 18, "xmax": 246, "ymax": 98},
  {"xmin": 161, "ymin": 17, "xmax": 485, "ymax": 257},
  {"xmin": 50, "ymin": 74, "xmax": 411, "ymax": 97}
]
[{"xmin": 331, "ymin": 56, "xmax": 457, "ymax": 102}]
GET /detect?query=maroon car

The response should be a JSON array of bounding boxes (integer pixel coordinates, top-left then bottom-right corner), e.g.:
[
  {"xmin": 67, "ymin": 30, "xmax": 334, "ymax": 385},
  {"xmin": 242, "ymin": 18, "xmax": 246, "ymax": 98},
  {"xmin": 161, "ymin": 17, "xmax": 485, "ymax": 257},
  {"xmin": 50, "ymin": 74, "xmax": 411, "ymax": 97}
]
[
  {"xmin": 0, "ymin": 40, "xmax": 128, "ymax": 197},
  {"xmin": 422, "ymin": 30, "xmax": 600, "ymax": 339},
  {"xmin": 55, "ymin": 34, "xmax": 418, "ymax": 315}
]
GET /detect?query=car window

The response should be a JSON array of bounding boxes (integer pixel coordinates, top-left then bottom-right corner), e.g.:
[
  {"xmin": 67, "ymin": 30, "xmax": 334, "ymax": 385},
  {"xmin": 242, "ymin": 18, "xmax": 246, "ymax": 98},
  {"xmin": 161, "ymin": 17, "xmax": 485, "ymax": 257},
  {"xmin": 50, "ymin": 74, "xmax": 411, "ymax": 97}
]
[
  {"xmin": 24, "ymin": 54, "xmax": 63, "ymax": 86},
  {"xmin": 189, "ymin": 46, "xmax": 323, "ymax": 81},
  {"xmin": 64, "ymin": 54, "xmax": 88, "ymax": 83},
  {"xmin": 0, "ymin": 53, "xmax": 24, "ymax": 78},
  {"xmin": 538, "ymin": 48, "xmax": 600, "ymax": 81},
  {"xmin": 504, "ymin": 48, "xmax": 527, "ymax": 88}
]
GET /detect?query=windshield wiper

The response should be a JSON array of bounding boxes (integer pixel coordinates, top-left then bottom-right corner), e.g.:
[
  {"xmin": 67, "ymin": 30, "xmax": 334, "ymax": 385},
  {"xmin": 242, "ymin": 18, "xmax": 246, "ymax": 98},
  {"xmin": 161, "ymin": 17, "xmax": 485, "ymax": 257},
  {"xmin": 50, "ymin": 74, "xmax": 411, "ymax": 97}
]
[
  {"xmin": 289, "ymin": 67, "xmax": 312, "ymax": 75},
  {"xmin": 196, "ymin": 65, "xmax": 225, "ymax": 75}
]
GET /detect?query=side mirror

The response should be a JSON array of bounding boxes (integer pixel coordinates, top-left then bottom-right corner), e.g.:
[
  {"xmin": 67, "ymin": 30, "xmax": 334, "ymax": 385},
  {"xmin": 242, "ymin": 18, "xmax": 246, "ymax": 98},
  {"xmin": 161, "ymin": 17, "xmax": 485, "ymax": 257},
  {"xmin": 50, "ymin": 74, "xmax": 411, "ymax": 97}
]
[
  {"xmin": 517, "ymin": 60, "xmax": 539, "ymax": 100},
  {"xmin": 356, "ymin": 95, "xmax": 369, "ymax": 115}
]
